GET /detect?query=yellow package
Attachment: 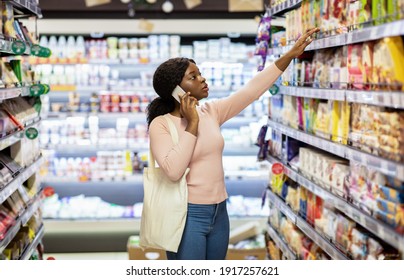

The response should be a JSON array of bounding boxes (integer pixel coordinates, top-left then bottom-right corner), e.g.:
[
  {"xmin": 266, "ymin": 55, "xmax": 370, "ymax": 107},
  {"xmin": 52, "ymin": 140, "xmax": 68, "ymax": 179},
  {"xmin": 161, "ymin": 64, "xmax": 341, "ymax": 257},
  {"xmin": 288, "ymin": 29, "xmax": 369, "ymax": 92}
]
[
  {"xmin": 313, "ymin": 101, "xmax": 331, "ymax": 139},
  {"xmin": 373, "ymin": 37, "xmax": 404, "ymax": 91},
  {"xmin": 331, "ymin": 101, "xmax": 341, "ymax": 143},
  {"xmin": 340, "ymin": 101, "xmax": 350, "ymax": 145}
]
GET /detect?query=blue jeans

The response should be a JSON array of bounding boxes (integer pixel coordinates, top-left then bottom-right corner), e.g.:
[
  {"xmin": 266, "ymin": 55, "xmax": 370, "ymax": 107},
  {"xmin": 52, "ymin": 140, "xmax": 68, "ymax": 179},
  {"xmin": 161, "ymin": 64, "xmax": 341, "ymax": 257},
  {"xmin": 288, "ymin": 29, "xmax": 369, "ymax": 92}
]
[{"xmin": 166, "ymin": 200, "xmax": 229, "ymax": 260}]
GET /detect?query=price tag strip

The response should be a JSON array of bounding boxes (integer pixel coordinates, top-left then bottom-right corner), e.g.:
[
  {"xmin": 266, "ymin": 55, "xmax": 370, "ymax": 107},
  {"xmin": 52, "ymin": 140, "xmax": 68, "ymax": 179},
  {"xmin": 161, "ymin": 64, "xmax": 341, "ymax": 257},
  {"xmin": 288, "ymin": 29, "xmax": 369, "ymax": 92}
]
[
  {"xmin": 346, "ymin": 90, "xmax": 404, "ymax": 109},
  {"xmin": 0, "ymin": 88, "xmax": 22, "ymax": 101},
  {"xmin": 9, "ymin": 0, "xmax": 42, "ymax": 17},
  {"xmin": 279, "ymin": 86, "xmax": 345, "ymax": 101}
]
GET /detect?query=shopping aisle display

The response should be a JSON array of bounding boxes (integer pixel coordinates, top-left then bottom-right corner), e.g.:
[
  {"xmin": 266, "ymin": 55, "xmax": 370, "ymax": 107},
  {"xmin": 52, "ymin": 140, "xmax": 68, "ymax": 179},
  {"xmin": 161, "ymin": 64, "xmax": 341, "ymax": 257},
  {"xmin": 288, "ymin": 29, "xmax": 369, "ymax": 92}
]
[
  {"xmin": 0, "ymin": 0, "xmax": 50, "ymax": 260},
  {"xmin": 33, "ymin": 33, "xmax": 275, "ymax": 253},
  {"xmin": 258, "ymin": 0, "xmax": 404, "ymax": 260}
]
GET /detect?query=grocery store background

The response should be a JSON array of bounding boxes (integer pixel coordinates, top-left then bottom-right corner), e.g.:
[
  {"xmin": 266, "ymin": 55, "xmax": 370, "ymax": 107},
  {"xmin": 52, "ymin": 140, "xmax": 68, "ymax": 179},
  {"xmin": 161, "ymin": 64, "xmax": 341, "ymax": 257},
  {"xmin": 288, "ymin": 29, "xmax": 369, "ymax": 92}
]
[{"xmin": 0, "ymin": 0, "xmax": 403, "ymax": 260}]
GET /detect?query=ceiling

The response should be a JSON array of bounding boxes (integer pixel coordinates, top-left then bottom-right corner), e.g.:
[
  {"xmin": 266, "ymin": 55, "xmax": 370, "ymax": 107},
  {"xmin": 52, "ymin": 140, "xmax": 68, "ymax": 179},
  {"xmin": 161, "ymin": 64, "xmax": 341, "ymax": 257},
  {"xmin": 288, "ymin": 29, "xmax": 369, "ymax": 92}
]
[{"xmin": 38, "ymin": 0, "xmax": 266, "ymax": 19}]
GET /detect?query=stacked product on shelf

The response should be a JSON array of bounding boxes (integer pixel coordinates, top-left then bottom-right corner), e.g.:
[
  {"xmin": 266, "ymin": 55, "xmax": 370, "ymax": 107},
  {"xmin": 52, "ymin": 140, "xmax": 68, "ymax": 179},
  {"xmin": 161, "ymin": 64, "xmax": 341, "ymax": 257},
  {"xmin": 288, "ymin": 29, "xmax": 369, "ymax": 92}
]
[
  {"xmin": 30, "ymin": 35, "xmax": 256, "ymax": 64},
  {"xmin": 0, "ymin": 0, "xmax": 46, "ymax": 260},
  {"xmin": 267, "ymin": 164, "xmax": 400, "ymax": 259},
  {"xmin": 260, "ymin": 0, "xmax": 404, "ymax": 260}
]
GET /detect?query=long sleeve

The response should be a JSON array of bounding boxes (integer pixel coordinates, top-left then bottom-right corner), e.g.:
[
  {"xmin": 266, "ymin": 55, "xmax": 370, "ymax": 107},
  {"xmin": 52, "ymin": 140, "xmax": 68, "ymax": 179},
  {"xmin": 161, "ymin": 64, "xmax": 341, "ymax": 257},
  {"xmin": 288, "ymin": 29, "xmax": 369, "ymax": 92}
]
[
  {"xmin": 211, "ymin": 63, "xmax": 283, "ymax": 125},
  {"xmin": 149, "ymin": 116, "xmax": 197, "ymax": 181}
]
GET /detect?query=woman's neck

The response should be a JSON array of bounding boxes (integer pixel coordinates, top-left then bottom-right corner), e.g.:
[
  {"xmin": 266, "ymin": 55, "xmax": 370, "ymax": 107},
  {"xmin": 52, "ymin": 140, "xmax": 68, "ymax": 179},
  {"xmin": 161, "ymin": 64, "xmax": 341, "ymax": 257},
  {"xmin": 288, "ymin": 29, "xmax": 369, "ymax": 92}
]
[{"xmin": 170, "ymin": 106, "xmax": 182, "ymax": 118}]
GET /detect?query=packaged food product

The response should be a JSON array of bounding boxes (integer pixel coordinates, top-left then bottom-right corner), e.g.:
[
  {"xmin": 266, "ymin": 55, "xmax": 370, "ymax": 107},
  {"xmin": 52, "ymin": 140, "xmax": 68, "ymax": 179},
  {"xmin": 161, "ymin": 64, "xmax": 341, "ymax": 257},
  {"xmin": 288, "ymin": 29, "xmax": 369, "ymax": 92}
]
[
  {"xmin": 2, "ymin": 2, "xmax": 16, "ymax": 39},
  {"xmin": 373, "ymin": 37, "xmax": 404, "ymax": 91},
  {"xmin": 376, "ymin": 197, "xmax": 399, "ymax": 214},
  {"xmin": 372, "ymin": 0, "xmax": 387, "ymax": 25},
  {"xmin": 378, "ymin": 185, "xmax": 404, "ymax": 203},
  {"xmin": 358, "ymin": 0, "xmax": 372, "ymax": 27},
  {"xmin": 313, "ymin": 101, "xmax": 331, "ymax": 139}
]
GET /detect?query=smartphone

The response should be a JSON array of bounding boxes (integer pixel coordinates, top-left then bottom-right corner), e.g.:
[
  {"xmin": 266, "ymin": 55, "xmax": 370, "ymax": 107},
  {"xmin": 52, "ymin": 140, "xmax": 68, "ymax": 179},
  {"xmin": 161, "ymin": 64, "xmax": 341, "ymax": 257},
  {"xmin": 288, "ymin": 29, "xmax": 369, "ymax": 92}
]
[{"xmin": 172, "ymin": 85, "xmax": 185, "ymax": 103}]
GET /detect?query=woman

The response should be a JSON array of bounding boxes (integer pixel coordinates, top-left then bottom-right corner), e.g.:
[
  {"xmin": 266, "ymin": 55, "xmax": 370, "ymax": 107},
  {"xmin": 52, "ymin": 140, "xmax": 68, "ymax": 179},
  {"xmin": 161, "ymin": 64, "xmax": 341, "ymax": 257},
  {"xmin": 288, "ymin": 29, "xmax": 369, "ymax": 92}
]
[{"xmin": 146, "ymin": 28, "xmax": 319, "ymax": 260}]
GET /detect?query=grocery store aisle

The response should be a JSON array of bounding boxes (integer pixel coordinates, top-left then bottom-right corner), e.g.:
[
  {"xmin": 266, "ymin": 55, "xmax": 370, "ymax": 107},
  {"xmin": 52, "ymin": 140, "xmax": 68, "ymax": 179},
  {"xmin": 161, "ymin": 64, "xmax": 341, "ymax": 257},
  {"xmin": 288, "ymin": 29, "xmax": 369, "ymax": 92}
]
[{"xmin": 44, "ymin": 252, "xmax": 128, "ymax": 260}]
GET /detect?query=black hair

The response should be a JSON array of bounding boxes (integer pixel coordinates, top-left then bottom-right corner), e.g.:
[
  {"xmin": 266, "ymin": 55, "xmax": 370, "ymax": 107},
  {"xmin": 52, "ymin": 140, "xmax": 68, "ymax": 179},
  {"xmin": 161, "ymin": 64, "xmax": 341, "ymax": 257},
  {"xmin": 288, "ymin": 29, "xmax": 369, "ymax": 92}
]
[{"xmin": 146, "ymin": 57, "xmax": 196, "ymax": 127}]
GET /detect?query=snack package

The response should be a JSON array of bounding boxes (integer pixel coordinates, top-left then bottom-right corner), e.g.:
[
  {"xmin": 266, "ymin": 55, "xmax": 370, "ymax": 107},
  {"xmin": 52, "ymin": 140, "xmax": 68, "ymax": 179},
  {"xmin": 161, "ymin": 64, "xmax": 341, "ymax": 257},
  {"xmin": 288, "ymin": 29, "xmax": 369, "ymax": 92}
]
[
  {"xmin": 377, "ymin": 111, "xmax": 404, "ymax": 162},
  {"xmin": 358, "ymin": 0, "xmax": 373, "ymax": 27},
  {"xmin": 330, "ymin": 46, "xmax": 348, "ymax": 89},
  {"xmin": 335, "ymin": 214, "xmax": 355, "ymax": 251},
  {"xmin": 348, "ymin": 43, "xmax": 368, "ymax": 89},
  {"xmin": 372, "ymin": 0, "xmax": 387, "ymax": 25},
  {"xmin": 313, "ymin": 101, "xmax": 331, "ymax": 139},
  {"xmin": 299, "ymin": 187, "xmax": 308, "ymax": 220},
  {"xmin": 348, "ymin": 0, "xmax": 360, "ymax": 29},
  {"xmin": 2, "ymin": 2, "xmax": 16, "ymax": 39},
  {"xmin": 328, "ymin": 0, "xmax": 348, "ymax": 34},
  {"xmin": 373, "ymin": 36, "xmax": 404, "ymax": 91},
  {"xmin": 257, "ymin": 15, "xmax": 271, "ymax": 42},
  {"xmin": 378, "ymin": 185, "xmax": 404, "ymax": 203}
]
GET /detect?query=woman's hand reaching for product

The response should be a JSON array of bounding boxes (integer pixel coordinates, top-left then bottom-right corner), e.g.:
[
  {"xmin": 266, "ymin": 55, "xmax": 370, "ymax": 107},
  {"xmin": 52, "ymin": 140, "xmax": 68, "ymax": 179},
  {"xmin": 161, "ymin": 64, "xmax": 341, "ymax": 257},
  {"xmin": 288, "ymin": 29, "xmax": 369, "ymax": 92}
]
[
  {"xmin": 275, "ymin": 27, "xmax": 320, "ymax": 71},
  {"xmin": 179, "ymin": 92, "xmax": 199, "ymax": 136},
  {"xmin": 287, "ymin": 27, "xmax": 320, "ymax": 58}
]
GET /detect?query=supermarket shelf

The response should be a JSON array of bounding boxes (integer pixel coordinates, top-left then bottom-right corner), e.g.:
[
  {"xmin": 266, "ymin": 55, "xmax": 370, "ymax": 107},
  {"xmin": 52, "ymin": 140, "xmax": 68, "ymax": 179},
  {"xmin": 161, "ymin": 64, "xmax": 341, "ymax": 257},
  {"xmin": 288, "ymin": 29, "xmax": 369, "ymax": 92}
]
[
  {"xmin": 0, "ymin": 156, "xmax": 44, "ymax": 205},
  {"xmin": 267, "ymin": 119, "xmax": 345, "ymax": 158},
  {"xmin": 0, "ymin": 117, "xmax": 41, "ymax": 151},
  {"xmin": 42, "ymin": 175, "xmax": 143, "ymax": 184},
  {"xmin": 266, "ymin": 224, "xmax": 297, "ymax": 260},
  {"xmin": 0, "ymin": 38, "xmax": 31, "ymax": 56},
  {"xmin": 42, "ymin": 143, "xmax": 149, "ymax": 153},
  {"xmin": 347, "ymin": 20, "xmax": 404, "ymax": 44},
  {"xmin": 6, "ymin": 0, "xmax": 42, "ymax": 18},
  {"xmin": 0, "ymin": 87, "xmax": 22, "ymax": 101},
  {"xmin": 45, "ymin": 112, "xmax": 147, "ymax": 122},
  {"xmin": 346, "ymin": 90, "xmax": 404, "ymax": 109},
  {"xmin": 36, "ymin": 58, "xmax": 257, "ymax": 66},
  {"xmin": 223, "ymin": 146, "xmax": 259, "ymax": 156},
  {"xmin": 267, "ymin": 119, "xmax": 404, "ymax": 181},
  {"xmin": 42, "ymin": 143, "xmax": 258, "ymax": 156},
  {"xmin": 19, "ymin": 224, "xmax": 44, "ymax": 260},
  {"xmin": 267, "ymin": 155, "xmax": 404, "ymax": 253},
  {"xmin": 267, "ymin": 189, "xmax": 348, "ymax": 260},
  {"xmin": 271, "ymin": 0, "xmax": 302, "ymax": 16},
  {"xmin": 224, "ymin": 170, "xmax": 267, "ymax": 180},
  {"xmin": 271, "ymin": 20, "xmax": 404, "ymax": 53},
  {"xmin": 43, "ymin": 174, "xmax": 267, "ymax": 184},
  {"xmin": 0, "ymin": 193, "xmax": 42, "ymax": 253},
  {"xmin": 279, "ymin": 87, "xmax": 404, "ymax": 108},
  {"xmin": 43, "ymin": 216, "xmax": 267, "ymax": 235},
  {"xmin": 45, "ymin": 112, "xmax": 259, "ymax": 127},
  {"xmin": 279, "ymin": 86, "xmax": 345, "ymax": 101},
  {"xmin": 305, "ymin": 33, "xmax": 348, "ymax": 51}
]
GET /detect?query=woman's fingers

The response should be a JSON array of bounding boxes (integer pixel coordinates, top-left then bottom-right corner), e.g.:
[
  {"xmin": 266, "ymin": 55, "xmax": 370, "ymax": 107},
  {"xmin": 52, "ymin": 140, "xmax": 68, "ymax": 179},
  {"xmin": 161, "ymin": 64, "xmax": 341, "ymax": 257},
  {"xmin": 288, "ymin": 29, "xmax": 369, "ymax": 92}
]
[{"xmin": 297, "ymin": 27, "xmax": 319, "ymax": 45}]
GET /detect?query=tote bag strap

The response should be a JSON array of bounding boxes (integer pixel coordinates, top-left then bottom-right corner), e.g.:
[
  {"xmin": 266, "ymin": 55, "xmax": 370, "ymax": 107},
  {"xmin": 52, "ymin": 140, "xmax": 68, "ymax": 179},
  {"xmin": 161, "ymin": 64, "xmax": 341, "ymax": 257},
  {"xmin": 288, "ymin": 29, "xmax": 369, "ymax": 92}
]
[{"xmin": 148, "ymin": 114, "xmax": 179, "ymax": 168}]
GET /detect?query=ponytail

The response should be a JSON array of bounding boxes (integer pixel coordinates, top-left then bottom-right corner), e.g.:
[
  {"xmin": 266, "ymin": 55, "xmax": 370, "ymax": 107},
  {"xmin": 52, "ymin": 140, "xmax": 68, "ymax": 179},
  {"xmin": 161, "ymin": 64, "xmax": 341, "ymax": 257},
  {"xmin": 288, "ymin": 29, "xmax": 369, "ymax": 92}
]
[{"xmin": 146, "ymin": 97, "xmax": 176, "ymax": 127}]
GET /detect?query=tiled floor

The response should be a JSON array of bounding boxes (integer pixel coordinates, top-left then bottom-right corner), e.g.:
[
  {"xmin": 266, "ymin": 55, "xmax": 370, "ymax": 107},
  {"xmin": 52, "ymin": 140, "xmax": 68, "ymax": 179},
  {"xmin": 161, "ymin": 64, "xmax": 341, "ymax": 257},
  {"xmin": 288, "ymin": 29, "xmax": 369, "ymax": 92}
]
[{"xmin": 43, "ymin": 252, "xmax": 128, "ymax": 260}]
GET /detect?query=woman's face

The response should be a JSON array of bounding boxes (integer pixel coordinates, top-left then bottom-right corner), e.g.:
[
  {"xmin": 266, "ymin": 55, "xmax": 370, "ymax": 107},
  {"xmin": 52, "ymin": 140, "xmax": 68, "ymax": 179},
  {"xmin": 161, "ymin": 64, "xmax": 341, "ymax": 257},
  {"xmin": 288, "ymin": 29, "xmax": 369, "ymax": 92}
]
[{"xmin": 179, "ymin": 62, "xmax": 209, "ymax": 101}]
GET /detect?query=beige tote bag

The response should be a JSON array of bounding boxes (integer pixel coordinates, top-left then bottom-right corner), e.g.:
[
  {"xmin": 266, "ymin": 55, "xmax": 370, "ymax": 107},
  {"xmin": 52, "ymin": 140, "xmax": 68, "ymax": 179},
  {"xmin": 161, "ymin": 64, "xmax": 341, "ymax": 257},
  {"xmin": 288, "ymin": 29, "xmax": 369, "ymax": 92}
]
[{"xmin": 139, "ymin": 115, "xmax": 189, "ymax": 253}]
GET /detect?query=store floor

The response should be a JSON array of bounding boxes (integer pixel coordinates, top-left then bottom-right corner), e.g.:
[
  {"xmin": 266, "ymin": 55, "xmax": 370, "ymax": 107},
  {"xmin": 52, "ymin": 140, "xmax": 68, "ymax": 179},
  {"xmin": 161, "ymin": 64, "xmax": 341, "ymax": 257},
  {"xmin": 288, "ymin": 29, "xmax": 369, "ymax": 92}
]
[{"xmin": 44, "ymin": 252, "xmax": 128, "ymax": 260}]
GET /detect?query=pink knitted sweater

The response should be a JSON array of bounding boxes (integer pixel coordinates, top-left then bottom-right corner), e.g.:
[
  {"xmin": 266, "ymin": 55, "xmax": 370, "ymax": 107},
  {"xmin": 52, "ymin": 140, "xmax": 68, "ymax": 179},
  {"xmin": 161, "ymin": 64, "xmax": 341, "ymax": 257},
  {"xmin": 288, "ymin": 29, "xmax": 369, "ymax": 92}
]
[{"xmin": 149, "ymin": 63, "xmax": 282, "ymax": 204}]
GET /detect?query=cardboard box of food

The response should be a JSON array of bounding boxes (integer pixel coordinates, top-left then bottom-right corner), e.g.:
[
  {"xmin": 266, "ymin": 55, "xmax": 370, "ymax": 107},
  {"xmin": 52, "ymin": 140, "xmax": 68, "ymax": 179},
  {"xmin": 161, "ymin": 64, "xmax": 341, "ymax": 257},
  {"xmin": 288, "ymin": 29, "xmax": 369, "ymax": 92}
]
[
  {"xmin": 226, "ymin": 248, "xmax": 267, "ymax": 260},
  {"xmin": 127, "ymin": 236, "xmax": 167, "ymax": 260}
]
